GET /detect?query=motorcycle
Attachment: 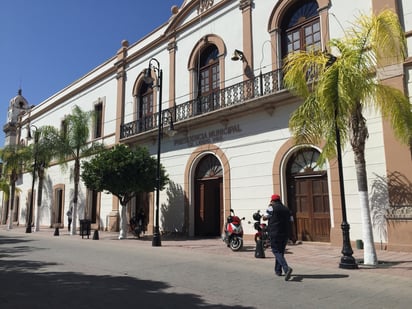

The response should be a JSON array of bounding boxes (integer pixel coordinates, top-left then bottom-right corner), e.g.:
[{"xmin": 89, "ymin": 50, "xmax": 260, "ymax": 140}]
[
  {"xmin": 222, "ymin": 209, "xmax": 245, "ymax": 251},
  {"xmin": 252, "ymin": 210, "xmax": 270, "ymax": 250},
  {"xmin": 130, "ymin": 215, "xmax": 145, "ymax": 238}
]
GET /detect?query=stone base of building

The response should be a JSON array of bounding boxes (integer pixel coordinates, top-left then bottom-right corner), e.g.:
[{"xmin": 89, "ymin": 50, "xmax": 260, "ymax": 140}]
[{"xmin": 387, "ymin": 219, "xmax": 412, "ymax": 252}]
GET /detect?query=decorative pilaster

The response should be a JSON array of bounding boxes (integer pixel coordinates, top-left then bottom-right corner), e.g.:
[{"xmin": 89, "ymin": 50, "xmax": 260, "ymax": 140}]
[
  {"xmin": 168, "ymin": 39, "xmax": 177, "ymax": 108},
  {"xmin": 239, "ymin": 0, "xmax": 252, "ymax": 10},
  {"xmin": 239, "ymin": 0, "xmax": 254, "ymax": 79},
  {"xmin": 114, "ymin": 39, "xmax": 129, "ymax": 143},
  {"xmin": 112, "ymin": 40, "xmax": 129, "ymax": 232}
]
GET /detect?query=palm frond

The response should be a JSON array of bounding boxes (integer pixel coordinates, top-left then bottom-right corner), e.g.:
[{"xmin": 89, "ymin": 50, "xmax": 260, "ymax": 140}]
[
  {"xmin": 348, "ymin": 10, "xmax": 406, "ymax": 68},
  {"xmin": 0, "ymin": 179, "xmax": 10, "ymax": 200},
  {"xmin": 283, "ymin": 50, "xmax": 326, "ymax": 98},
  {"xmin": 374, "ymin": 84, "xmax": 412, "ymax": 144},
  {"xmin": 289, "ymin": 94, "xmax": 327, "ymax": 145}
]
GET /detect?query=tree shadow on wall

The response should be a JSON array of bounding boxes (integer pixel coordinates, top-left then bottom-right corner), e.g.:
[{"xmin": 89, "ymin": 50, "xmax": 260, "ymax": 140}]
[
  {"xmin": 370, "ymin": 172, "xmax": 412, "ymax": 243},
  {"xmin": 69, "ymin": 188, "xmax": 85, "ymax": 219},
  {"xmin": 0, "ymin": 235, "xmax": 253, "ymax": 309},
  {"xmin": 160, "ymin": 180, "xmax": 189, "ymax": 237}
]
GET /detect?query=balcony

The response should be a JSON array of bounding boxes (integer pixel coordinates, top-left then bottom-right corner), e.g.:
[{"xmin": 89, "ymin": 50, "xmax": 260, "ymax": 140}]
[{"xmin": 120, "ymin": 69, "xmax": 284, "ymax": 139}]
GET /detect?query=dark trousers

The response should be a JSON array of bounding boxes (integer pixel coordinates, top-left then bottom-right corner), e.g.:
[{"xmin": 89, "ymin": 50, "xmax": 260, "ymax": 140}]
[
  {"xmin": 271, "ymin": 238, "xmax": 289, "ymax": 274},
  {"xmin": 68, "ymin": 219, "xmax": 72, "ymax": 231}
]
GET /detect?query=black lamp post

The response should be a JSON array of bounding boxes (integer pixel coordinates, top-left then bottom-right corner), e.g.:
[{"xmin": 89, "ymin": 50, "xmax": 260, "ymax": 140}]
[
  {"xmin": 335, "ymin": 114, "xmax": 358, "ymax": 269},
  {"xmin": 26, "ymin": 125, "xmax": 39, "ymax": 233},
  {"xmin": 326, "ymin": 53, "xmax": 358, "ymax": 269},
  {"xmin": 143, "ymin": 58, "xmax": 163, "ymax": 247}
]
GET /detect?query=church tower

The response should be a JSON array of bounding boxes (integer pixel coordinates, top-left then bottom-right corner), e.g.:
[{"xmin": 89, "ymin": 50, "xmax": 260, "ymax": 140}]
[{"xmin": 3, "ymin": 89, "xmax": 30, "ymax": 146}]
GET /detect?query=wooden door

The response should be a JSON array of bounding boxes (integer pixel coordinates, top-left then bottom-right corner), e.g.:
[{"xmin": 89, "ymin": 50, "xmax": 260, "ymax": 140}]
[
  {"xmin": 294, "ymin": 175, "xmax": 330, "ymax": 242},
  {"xmin": 195, "ymin": 177, "xmax": 222, "ymax": 236}
]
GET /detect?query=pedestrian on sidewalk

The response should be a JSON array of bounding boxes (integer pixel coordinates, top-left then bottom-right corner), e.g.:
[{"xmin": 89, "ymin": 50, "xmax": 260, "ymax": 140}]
[
  {"xmin": 263, "ymin": 194, "xmax": 293, "ymax": 281},
  {"xmin": 66, "ymin": 207, "xmax": 73, "ymax": 232}
]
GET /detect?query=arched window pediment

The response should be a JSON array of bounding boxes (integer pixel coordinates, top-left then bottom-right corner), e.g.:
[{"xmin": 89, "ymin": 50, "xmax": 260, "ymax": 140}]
[
  {"xmin": 195, "ymin": 155, "xmax": 223, "ymax": 179},
  {"xmin": 287, "ymin": 148, "xmax": 325, "ymax": 176},
  {"xmin": 282, "ymin": 1, "xmax": 319, "ymax": 29},
  {"xmin": 188, "ymin": 34, "xmax": 225, "ymax": 71}
]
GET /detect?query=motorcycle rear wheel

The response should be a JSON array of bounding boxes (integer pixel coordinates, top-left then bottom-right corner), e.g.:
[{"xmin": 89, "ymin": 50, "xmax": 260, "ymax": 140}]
[{"xmin": 229, "ymin": 237, "xmax": 243, "ymax": 251}]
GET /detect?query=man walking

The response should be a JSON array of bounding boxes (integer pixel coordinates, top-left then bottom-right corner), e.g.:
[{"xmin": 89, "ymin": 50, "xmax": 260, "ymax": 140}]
[
  {"xmin": 66, "ymin": 207, "xmax": 73, "ymax": 232},
  {"xmin": 263, "ymin": 194, "xmax": 293, "ymax": 281}
]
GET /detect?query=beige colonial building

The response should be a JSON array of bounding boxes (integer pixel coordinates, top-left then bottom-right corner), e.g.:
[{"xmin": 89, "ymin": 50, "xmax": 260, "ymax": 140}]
[{"xmin": 2, "ymin": 0, "xmax": 412, "ymax": 251}]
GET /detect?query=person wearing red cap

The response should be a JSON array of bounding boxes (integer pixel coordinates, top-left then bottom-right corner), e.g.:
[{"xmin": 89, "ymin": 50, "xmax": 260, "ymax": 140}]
[{"xmin": 263, "ymin": 194, "xmax": 293, "ymax": 281}]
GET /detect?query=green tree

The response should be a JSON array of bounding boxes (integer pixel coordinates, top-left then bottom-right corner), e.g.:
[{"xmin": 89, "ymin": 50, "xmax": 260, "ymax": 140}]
[
  {"xmin": 49, "ymin": 105, "xmax": 104, "ymax": 235},
  {"xmin": 81, "ymin": 144, "xmax": 168, "ymax": 239},
  {"xmin": 283, "ymin": 10, "xmax": 412, "ymax": 265},
  {"xmin": 0, "ymin": 144, "xmax": 31, "ymax": 229},
  {"xmin": 0, "ymin": 178, "xmax": 10, "ymax": 202}
]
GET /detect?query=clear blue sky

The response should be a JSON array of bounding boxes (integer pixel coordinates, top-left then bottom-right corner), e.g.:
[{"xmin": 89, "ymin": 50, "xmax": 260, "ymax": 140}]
[{"xmin": 0, "ymin": 0, "xmax": 181, "ymax": 145}]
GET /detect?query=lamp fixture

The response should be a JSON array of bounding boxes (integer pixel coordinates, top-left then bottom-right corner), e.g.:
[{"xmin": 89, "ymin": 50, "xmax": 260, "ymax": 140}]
[
  {"xmin": 231, "ymin": 49, "xmax": 245, "ymax": 61},
  {"xmin": 143, "ymin": 67, "xmax": 155, "ymax": 84}
]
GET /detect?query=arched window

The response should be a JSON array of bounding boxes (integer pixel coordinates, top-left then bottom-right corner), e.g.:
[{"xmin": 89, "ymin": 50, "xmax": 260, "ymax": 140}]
[
  {"xmin": 199, "ymin": 45, "xmax": 220, "ymax": 97},
  {"xmin": 281, "ymin": 0, "xmax": 320, "ymax": 58},
  {"xmin": 287, "ymin": 147, "xmax": 325, "ymax": 175},
  {"xmin": 196, "ymin": 44, "xmax": 220, "ymax": 114},
  {"xmin": 138, "ymin": 82, "xmax": 154, "ymax": 131},
  {"xmin": 195, "ymin": 154, "xmax": 223, "ymax": 179}
]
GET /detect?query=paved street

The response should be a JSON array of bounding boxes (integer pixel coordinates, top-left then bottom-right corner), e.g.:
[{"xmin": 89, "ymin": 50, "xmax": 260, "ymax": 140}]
[{"xmin": 1, "ymin": 227, "xmax": 411, "ymax": 308}]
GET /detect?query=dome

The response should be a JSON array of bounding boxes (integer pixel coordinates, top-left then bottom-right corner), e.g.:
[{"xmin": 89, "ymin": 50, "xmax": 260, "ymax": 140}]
[
  {"xmin": 7, "ymin": 89, "xmax": 30, "ymax": 123},
  {"xmin": 9, "ymin": 89, "xmax": 29, "ymax": 109}
]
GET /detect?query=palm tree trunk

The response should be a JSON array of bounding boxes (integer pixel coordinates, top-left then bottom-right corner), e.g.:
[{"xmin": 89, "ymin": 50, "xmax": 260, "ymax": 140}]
[
  {"xmin": 354, "ymin": 151, "xmax": 378, "ymax": 265},
  {"xmin": 35, "ymin": 170, "xmax": 44, "ymax": 232},
  {"xmin": 71, "ymin": 187, "xmax": 78, "ymax": 235},
  {"xmin": 7, "ymin": 180, "xmax": 16, "ymax": 230},
  {"xmin": 351, "ymin": 104, "xmax": 377, "ymax": 265},
  {"xmin": 1, "ymin": 196, "xmax": 9, "ymax": 224},
  {"xmin": 71, "ymin": 160, "xmax": 80, "ymax": 235}
]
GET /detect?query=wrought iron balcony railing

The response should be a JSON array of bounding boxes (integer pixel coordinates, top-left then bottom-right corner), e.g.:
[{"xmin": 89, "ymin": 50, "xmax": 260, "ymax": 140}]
[{"xmin": 120, "ymin": 68, "xmax": 284, "ymax": 139}]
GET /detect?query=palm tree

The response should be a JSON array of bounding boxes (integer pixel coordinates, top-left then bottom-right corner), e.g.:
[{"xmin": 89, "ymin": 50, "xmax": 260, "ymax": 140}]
[
  {"xmin": 50, "ymin": 105, "xmax": 104, "ymax": 235},
  {"xmin": 283, "ymin": 10, "xmax": 412, "ymax": 265},
  {"xmin": 29, "ymin": 126, "xmax": 61, "ymax": 231},
  {"xmin": 0, "ymin": 144, "xmax": 31, "ymax": 229}
]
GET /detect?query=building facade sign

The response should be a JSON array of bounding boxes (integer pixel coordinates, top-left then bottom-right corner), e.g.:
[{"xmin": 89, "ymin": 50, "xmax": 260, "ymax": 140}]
[{"xmin": 174, "ymin": 124, "xmax": 242, "ymax": 147}]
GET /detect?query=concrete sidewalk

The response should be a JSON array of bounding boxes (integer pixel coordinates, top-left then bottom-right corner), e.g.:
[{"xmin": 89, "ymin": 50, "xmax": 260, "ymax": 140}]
[{"xmin": 4, "ymin": 226, "xmax": 412, "ymax": 279}]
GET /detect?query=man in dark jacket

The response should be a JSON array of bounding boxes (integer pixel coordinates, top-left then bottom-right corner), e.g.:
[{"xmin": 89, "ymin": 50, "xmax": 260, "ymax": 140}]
[{"xmin": 263, "ymin": 194, "xmax": 293, "ymax": 281}]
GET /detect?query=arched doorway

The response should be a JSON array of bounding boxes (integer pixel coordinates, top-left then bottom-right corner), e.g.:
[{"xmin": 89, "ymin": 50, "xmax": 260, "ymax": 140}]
[
  {"xmin": 194, "ymin": 154, "xmax": 223, "ymax": 236},
  {"xmin": 286, "ymin": 147, "xmax": 331, "ymax": 242}
]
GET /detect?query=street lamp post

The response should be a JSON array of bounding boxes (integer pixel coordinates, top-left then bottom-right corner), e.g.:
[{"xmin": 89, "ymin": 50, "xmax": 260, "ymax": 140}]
[
  {"xmin": 26, "ymin": 125, "xmax": 39, "ymax": 233},
  {"xmin": 326, "ymin": 53, "xmax": 358, "ymax": 269},
  {"xmin": 143, "ymin": 58, "xmax": 163, "ymax": 247},
  {"xmin": 334, "ymin": 112, "xmax": 358, "ymax": 269}
]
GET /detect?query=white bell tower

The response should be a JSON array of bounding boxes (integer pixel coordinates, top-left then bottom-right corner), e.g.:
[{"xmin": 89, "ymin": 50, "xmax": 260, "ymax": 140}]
[{"xmin": 3, "ymin": 89, "xmax": 31, "ymax": 146}]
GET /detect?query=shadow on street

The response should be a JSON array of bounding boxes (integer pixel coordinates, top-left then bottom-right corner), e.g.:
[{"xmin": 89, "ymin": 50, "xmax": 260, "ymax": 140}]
[
  {"xmin": 0, "ymin": 235, "xmax": 254, "ymax": 309},
  {"xmin": 288, "ymin": 274, "xmax": 349, "ymax": 282}
]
